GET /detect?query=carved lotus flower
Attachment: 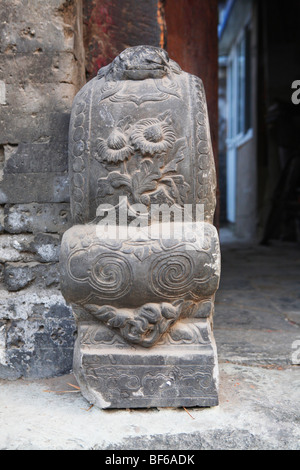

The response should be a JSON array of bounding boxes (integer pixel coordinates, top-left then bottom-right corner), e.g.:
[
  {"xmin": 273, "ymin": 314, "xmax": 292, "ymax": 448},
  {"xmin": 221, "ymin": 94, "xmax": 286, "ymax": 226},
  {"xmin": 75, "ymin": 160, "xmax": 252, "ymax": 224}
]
[
  {"xmin": 96, "ymin": 128, "xmax": 133, "ymax": 163},
  {"xmin": 130, "ymin": 115, "xmax": 176, "ymax": 156}
]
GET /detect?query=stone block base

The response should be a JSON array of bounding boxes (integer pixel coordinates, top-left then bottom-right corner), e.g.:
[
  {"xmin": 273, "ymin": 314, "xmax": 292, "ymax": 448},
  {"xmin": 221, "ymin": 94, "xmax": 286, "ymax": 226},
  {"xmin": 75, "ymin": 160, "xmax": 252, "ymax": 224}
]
[{"xmin": 73, "ymin": 320, "xmax": 219, "ymax": 409}]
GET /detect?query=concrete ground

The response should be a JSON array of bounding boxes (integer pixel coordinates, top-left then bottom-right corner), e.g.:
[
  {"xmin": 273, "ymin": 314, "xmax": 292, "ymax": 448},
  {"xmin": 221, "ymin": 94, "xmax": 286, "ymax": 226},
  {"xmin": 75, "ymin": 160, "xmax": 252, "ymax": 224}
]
[{"xmin": 0, "ymin": 229, "xmax": 300, "ymax": 450}]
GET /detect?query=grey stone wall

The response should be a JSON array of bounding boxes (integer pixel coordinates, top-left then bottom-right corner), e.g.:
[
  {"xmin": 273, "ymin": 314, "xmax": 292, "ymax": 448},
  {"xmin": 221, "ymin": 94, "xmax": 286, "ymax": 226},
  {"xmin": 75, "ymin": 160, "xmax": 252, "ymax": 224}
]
[{"xmin": 0, "ymin": 0, "xmax": 86, "ymax": 378}]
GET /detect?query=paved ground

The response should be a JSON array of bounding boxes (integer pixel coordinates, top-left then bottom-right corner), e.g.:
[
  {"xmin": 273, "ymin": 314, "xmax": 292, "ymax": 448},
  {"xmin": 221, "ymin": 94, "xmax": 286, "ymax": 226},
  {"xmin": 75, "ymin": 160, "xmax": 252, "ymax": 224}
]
[{"xmin": 0, "ymin": 230, "xmax": 300, "ymax": 450}]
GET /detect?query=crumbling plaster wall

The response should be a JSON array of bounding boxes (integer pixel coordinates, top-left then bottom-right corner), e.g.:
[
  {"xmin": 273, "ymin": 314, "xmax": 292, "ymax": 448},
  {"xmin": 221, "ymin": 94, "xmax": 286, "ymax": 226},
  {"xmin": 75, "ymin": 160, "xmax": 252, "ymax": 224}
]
[{"xmin": 0, "ymin": 0, "xmax": 85, "ymax": 378}]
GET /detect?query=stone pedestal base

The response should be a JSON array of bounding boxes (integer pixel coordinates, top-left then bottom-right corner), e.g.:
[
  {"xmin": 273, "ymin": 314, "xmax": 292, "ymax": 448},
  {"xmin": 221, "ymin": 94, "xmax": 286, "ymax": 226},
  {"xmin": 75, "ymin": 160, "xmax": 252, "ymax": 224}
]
[{"xmin": 73, "ymin": 320, "xmax": 219, "ymax": 409}]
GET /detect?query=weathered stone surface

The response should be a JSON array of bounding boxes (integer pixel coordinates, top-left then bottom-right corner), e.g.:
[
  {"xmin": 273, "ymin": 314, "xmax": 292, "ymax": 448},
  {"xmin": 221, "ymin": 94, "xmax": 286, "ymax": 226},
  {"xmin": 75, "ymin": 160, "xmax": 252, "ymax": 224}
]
[
  {"xmin": 0, "ymin": 52, "xmax": 81, "ymax": 86},
  {"xmin": 0, "ymin": 0, "xmax": 85, "ymax": 379},
  {"xmin": 0, "ymin": 282, "xmax": 75, "ymax": 378},
  {"xmin": 1, "ymin": 311, "xmax": 75, "ymax": 379},
  {"xmin": 28, "ymin": 233, "xmax": 61, "ymax": 263},
  {"xmin": 0, "ymin": 173, "xmax": 69, "ymax": 205},
  {"xmin": 60, "ymin": 46, "xmax": 220, "ymax": 408},
  {"xmin": 4, "ymin": 203, "xmax": 71, "ymax": 234},
  {"xmin": 0, "ymin": 233, "xmax": 61, "ymax": 263},
  {"xmin": 4, "ymin": 263, "xmax": 60, "ymax": 291},
  {"xmin": 3, "ymin": 142, "xmax": 68, "ymax": 174},
  {"xmin": 4, "ymin": 264, "xmax": 36, "ymax": 291},
  {"xmin": 3, "ymin": 82, "xmax": 77, "ymax": 115},
  {"xmin": 0, "ymin": 206, "xmax": 4, "ymax": 232},
  {"xmin": 74, "ymin": 320, "xmax": 218, "ymax": 409},
  {"xmin": 0, "ymin": 110, "xmax": 71, "ymax": 143},
  {"xmin": 0, "ymin": 234, "xmax": 36, "ymax": 263},
  {"xmin": 0, "ymin": 0, "xmax": 82, "ymax": 55},
  {"xmin": 0, "ymin": 287, "xmax": 69, "ymax": 320}
]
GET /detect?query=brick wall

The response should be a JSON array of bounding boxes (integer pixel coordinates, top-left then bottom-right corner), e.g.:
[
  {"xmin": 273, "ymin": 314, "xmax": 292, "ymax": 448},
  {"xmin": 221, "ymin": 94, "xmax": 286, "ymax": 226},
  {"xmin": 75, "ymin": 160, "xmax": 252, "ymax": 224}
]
[{"xmin": 0, "ymin": 0, "xmax": 85, "ymax": 378}]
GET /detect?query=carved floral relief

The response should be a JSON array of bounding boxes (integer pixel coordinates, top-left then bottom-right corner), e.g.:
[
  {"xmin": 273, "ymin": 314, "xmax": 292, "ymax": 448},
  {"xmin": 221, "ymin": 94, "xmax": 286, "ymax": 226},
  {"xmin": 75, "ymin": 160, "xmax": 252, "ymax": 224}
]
[{"xmin": 94, "ymin": 112, "xmax": 190, "ymax": 207}]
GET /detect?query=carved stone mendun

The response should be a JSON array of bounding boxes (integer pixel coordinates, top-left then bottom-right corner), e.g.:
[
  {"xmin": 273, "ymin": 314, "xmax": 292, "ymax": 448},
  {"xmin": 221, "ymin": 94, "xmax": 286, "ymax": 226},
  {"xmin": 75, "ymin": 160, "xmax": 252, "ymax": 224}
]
[{"xmin": 60, "ymin": 46, "xmax": 221, "ymax": 408}]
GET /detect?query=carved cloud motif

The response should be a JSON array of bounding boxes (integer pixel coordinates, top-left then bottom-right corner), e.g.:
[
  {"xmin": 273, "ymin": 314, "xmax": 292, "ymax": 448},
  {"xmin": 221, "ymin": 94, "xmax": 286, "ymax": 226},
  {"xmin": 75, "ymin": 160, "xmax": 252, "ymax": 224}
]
[{"xmin": 84, "ymin": 300, "xmax": 190, "ymax": 348}]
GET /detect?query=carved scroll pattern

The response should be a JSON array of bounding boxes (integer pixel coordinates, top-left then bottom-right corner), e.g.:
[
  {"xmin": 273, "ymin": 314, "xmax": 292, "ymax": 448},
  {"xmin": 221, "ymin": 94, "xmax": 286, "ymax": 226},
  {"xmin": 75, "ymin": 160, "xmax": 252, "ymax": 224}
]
[
  {"xmin": 98, "ymin": 79, "xmax": 181, "ymax": 105},
  {"xmin": 69, "ymin": 88, "xmax": 92, "ymax": 224},
  {"xmin": 83, "ymin": 360, "xmax": 215, "ymax": 400},
  {"xmin": 191, "ymin": 75, "xmax": 217, "ymax": 223},
  {"xmin": 68, "ymin": 250, "xmax": 133, "ymax": 300},
  {"xmin": 149, "ymin": 252, "xmax": 213, "ymax": 299},
  {"xmin": 65, "ymin": 217, "xmax": 219, "ymax": 348},
  {"xmin": 79, "ymin": 317, "xmax": 212, "ymax": 348},
  {"xmin": 66, "ymin": 234, "xmax": 216, "ymax": 302}
]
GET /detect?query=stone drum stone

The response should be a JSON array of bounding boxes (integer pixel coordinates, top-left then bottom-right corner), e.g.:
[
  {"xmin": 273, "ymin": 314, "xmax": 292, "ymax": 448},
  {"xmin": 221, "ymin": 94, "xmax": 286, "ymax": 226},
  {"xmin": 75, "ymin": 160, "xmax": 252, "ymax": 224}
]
[{"xmin": 60, "ymin": 45, "xmax": 221, "ymax": 408}]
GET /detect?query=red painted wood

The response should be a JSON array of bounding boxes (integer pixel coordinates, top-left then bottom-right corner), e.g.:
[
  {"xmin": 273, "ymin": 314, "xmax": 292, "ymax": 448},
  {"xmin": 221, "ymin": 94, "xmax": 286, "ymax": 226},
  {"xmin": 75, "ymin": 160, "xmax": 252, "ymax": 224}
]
[
  {"xmin": 83, "ymin": 0, "xmax": 163, "ymax": 80},
  {"xmin": 164, "ymin": 0, "xmax": 219, "ymax": 226}
]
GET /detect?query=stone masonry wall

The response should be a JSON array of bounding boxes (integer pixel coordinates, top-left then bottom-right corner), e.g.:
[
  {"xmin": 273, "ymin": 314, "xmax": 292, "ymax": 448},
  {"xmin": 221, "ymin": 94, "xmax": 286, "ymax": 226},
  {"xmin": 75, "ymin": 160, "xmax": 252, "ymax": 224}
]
[{"xmin": 0, "ymin": 0, "xmax": 85, "ymax": 378}]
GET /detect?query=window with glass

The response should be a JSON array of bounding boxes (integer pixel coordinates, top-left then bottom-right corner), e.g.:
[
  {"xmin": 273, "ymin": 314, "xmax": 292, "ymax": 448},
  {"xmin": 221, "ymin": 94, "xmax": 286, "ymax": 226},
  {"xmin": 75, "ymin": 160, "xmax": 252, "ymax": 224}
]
[{"xmin": 227, "ymin": 24, "xmax": 252, "ymax": 140}]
